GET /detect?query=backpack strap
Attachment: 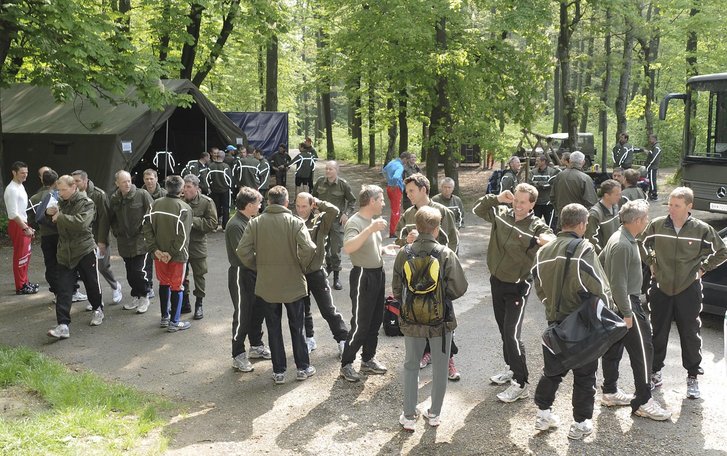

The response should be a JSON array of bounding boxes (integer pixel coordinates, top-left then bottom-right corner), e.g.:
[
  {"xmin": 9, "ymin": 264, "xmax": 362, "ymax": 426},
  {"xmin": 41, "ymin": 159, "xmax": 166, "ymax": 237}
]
[{"xmin": 555, "ymin": 238, "xmax": 583, "ymax": 318}]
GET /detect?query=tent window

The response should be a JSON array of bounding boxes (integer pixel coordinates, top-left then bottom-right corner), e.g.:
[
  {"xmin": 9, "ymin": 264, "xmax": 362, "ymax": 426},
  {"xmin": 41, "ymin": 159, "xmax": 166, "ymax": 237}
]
[{"xmin": 53, "ymin": 142, "xmax": 70, "ymax": 155}]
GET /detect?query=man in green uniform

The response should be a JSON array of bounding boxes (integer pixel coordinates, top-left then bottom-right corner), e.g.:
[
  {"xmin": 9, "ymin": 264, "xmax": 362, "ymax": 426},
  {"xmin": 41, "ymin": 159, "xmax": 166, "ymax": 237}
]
[
  {"xmin": 549, "ymin": 151, "xmax": 598, "ymax": 230},
  {"xmin": 584, "ymin": 179, "xmax": 622, "ymax": 254},
  {"xmin": 312, "ymin": 160, "xmax": 357, "ymax": 290}
]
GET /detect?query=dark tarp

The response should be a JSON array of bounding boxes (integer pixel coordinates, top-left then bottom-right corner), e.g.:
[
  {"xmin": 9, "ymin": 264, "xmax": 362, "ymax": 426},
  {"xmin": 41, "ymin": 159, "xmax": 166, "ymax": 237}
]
[
  {"xmin": 225, "ymin": 112, "xmax": 288, "ymax": 157},
  {"xmin": 1, "ymin": 79, "xmax": 244, "ymax": 193}
]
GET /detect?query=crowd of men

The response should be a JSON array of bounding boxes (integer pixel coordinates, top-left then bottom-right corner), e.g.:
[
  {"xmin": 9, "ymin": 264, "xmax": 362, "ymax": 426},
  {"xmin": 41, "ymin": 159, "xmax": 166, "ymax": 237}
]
[{"xmin": 4, "ymin": 131, "xmax": 725, "ymax": 440}]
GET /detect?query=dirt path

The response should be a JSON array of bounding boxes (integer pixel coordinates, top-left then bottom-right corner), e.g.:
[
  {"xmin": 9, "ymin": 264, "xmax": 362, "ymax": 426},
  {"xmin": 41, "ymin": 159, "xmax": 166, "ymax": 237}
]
[{"xmin": 1, "ymin": 163, "xmax": 725, "ymax": 455}]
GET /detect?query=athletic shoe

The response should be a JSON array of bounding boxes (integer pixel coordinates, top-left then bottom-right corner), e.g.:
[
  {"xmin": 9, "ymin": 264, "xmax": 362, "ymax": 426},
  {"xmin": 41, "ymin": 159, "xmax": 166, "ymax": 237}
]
[
  {"xmin": 601, "ymin": 388, "xmax": 633, "ymax": 407},
  {"xmin": 47, "ymin": 324, "xmax": 70, "ymax": 339},
  {"xmin": 306, "ymin": 336, "xmax": 317, "ymax": 353},
  {"xmin": 361, "ymin": 358, "xmax": 387, "ymax": 375},
  {"xmin": 687, "ymin": 376, "xmax": 700, "ymax": 399},
  {"xmin": 340, "ymin": 363, "xmax": 361, "ymax": 382},
  {"xmin": 567, "ymin": 419, "xmax": 593, "ymax": 440},
  {"xmin": 338, "ymin": 340, "xmax": 346, "ymax": 360},
  {"xmin": 497, "ymin": 380, "xmax": 529, "ymax": 403},
  {"xmin": 16, "ymin": 283, "xmax": 38, "ymax": 295},
  {"xmin": 147, "ymin": 289, "xmax": 155, "ymax": 299},
  {"xmin": 448, "ymin": 357, "xmax": 461, "ymax": 381},
  {"xmin": 136, "ymin": 296, "xmax": 150, "ymax": 314},
  {"xmin": 85, "ymin": 303, "xmax": 93, "ymax": 311},
  {"xmin": 635, "ymin": 398, "xmax": 671, "ymax": 421},
  {"xmin": 29, "ymin": 282, "xmax": 40, "ymax": 290},
  {"xmin": 419, "ymin": 352, "xmax": 431, "ymax": 369},
  {"xmin": 90, "ymin": 309, "xmax": 104, "ymax": 326},
  {"xmin": 232, "ymin": 353, "xmax": 254, "ymax": 372},
  {"xmin": 490, "ymin": 369, "xmax": 514, "ymax": 385},
  {"xmin": 167, "ymin": 321, "xmax": 191, "ymax": 332},
  {"xmin": 159, "ymin": 317, "xmax": 170, "ymax": 328},
  {"xmin": 249, "ymin": 344, "xmax": 272, "ymax": 360},
  {"xmin": 296, "ymin": 365, "xmax": 316, "ymax": 381},
  {"xmin": 72, "ymin": 290, "xmax": 87, "ymax": 302},
  {"xmin": 112, "ymin": 283, "xmax": 123, "ymax": 304},
  {"xmin": 272, "ymin": 373, "xmax": 286, "ymax": 384},
  {"xmin": 535, "ymin": 408, "xmax": 560, "ymax": 431},
  {"xmin": 424, "ymin": 409, "xmax": 441, "ymax": 427},
  {"xmin": 123, "ymin": 297, "xmax": 139, "ymax": 310},
  {"xmin": 651, "ymin": 370, "xmax": 663, "ymax": 389},
  {"xmin": 399, "ymin": 413, "xmax": 417, "ymax": 432}
]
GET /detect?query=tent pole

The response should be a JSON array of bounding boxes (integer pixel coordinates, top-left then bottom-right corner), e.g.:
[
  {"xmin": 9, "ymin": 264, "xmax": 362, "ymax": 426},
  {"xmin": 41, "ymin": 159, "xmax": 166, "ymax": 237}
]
[
  {"xmin": 205, "ymin": 117, "xmax": 208, "ymax": 151},
  {"xmin": 165, "ymin": 119, "xmax": 169, "ymax": 178}
]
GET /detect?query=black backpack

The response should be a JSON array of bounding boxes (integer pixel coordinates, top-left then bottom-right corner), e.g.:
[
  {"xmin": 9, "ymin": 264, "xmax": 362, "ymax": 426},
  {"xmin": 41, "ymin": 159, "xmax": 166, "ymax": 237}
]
[
  {"xmin": 486, "ymin": 169, "xmax": 511, "ymax": 194},
  {"xmin": 383, "ymin": 296, "xmax": 404, "ymax": 336}
]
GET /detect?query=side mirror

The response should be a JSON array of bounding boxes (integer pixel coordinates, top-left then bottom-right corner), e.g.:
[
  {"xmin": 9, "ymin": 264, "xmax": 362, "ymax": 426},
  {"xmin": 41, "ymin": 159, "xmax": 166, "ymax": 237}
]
[{"xmin": 660, "ymin": 93, "xmax": 687, "ymax": 120}]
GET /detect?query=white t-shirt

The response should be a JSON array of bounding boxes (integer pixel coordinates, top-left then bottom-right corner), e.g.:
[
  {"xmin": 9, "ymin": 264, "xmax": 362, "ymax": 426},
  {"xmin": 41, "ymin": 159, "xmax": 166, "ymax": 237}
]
[{"xmin": 3, "ymin": 180, "xmax": 28, "ymax": 222}]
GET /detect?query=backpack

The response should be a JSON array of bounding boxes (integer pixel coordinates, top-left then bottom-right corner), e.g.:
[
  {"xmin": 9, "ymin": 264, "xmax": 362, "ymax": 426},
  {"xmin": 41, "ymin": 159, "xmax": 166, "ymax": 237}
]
[
  {"xmin": 486, "ymin": 169, "xmax": 511, "ymax": 194},
  {"xmin": 383, "ymin": 296, "xmax": 404, "ymax": 336},
  {"xmin": 401, "ymin": 244, "xmax": 448, "ymax": 326}
]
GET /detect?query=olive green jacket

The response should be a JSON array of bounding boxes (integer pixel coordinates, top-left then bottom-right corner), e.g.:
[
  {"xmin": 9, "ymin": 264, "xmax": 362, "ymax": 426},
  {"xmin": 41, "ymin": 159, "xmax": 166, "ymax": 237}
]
[
  {"xmin": 184, "ymin": 192, "xmax": 218, "ymax": 259},
  {"xmin": 640, "ymin": 214, "xmax": 727, "ymax": 296},
  {"xmin": 301, "ymin": 200, "xmax": 339, "ymax": 273},
  {"xmin": 142, "ymin": 195, "xmax": 192, "ymax": 263},
  {"xmin": 237, "ymin": 204, "xmax": 316, "ymax": 303},
  {"xmin": 395, "ymin": 200, "xmax": 459, "ymax": 252},
  {"xmin": 312, "ymin": 176, "xmax": 356, "ymax": 218},
  {"xmin": 473, "ymin": 194, "xmax": 552, "ymax": 283},
  {"xmin": 532, "ymin": 232, "xmax": 612, "ymax": 322},
  {"xmin": 108, "ymin": 185, "xmax": 153, "ymax": 257},
  {"xmin": 143, "ymin": 183, "xmax": 167, "ymax": 200},
  {"xmin": 584, "ymin": 201, "xmax": 620, "ymax": 254},
  {"xmin": 55, "ymin": 191, "xmax": 96, "ymax": 269},
  {"xmin": 549, "ymin": 168, "xmax": 598, "ymax": 215},
  {"xmin": 599, "ymin": 227, "xmax": 638, "ymax": 318},
  {"xmin": 391, "ymin": 234, "xmax": 468, "ymax": 337},
  {"xmin": 86, "ymin": 180, "xmax": 110, "ymax": 244}
]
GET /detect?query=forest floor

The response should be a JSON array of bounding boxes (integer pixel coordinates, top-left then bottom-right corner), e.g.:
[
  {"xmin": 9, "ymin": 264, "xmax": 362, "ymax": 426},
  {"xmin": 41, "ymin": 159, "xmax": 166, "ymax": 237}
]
[{"xmin": 1, "ymin": 163, "xmax": 726, "ymax": 455}]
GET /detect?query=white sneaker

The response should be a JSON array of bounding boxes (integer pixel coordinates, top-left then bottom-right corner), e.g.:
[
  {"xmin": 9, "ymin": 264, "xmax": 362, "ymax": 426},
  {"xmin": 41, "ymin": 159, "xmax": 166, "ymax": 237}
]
[
  {"xmin": 123, "ymin": 297, "xmax": 139, "ymax": 310},
  {"xmin": 424, "ymin": 409, "xmax": 441, "ymax": 427},
  {"xmin": 48, "ymin": 324, "xmax": 70, "ymax": 339},
  {"xmin": 567, "ymin": 419, "xmax": 593, "ymax": 440},
  {"xmin": 306, "ymin": 336, "xmax": 317, "ymax": 353},
  {"xmin": 112, "ymin": 283, "xmax": 123, "ymax": 304},
  {"xmin": 535, "ymin": 408, "xmax": 560, "ymax": 431},
  {"xmin": 635, "ymin": 398, "xmax": 671, "ymax": 421},
  {"xmin": 136, "ymin": 296, "xmax": 150, "ymax": 314},
  {"xmin": 72, "ymin": 290, "xmax": 87, "ymax": 302},
  {"xmin": 85, "ymin": 303, "xmax": 93, "ymax": 311},
  {"xmin": 490, "ymin": 369, "xmax": 513, "ymax": 385},
  {"xmin": 601, "ymin": 388, "xmax": 633, "ymax": 407},
  {"xmin": 232, "ymin": 353, "xmax": 254, "ymax": 372},
  {"xmin": 497, "ymin": 380, "xmax": 529, "ymax": 403},
  {"xmin": 399, "ymin": 412, "xmax": 417, "ymax": 432},
  {"xmin": 90, "ymin": 309, "xmax": 104, "ymax": 326}
]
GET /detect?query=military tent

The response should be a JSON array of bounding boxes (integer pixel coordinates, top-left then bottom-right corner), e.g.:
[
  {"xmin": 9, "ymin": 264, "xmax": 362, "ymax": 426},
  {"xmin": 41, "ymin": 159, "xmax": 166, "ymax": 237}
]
[{"xmin": 1, "ymin": 79, "xmax": 244, "ymax": 193}]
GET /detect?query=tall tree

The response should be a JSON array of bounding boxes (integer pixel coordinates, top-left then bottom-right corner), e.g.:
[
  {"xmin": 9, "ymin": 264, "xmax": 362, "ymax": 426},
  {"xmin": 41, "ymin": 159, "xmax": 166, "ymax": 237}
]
[
  {"xmin": 615, "ymin": 13, "xmax": 636, "ymax": 141},
  {"xmin": 556, "ymin": 0, "xmax": 582, "ymax": 151},
  {"xmin": 398, "ymin": 89, "xmax": 409, "ymax": 153},
  {"xmin": 179, "ymin": 3, "xmax": 205, "ymax": 80},
  {"xmin": 265, "ymin": 34, "xmax": 278, "ymax": 111},
  {"xmin": 599, "ymin": 7, "xmax": 613, "ymax": 168}
]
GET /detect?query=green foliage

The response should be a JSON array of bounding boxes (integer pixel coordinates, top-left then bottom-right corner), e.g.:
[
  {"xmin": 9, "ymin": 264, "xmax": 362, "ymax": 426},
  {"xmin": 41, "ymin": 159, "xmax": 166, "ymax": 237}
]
[{"xmin": 0, "ymin": 345, "xmax": 171, "ymax": 454}]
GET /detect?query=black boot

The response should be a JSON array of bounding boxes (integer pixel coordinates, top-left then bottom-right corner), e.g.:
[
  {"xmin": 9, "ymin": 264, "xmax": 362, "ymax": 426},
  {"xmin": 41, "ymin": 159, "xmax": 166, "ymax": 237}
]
[
  {"xmin": 333, "ymin": 271, "xmax": 343, "ymax": 290},
  {"xmin": 193, "ymin": 296, "xmax": 204, "ymax": 320},
  {"xmin": 181, "ymin": 290, "xmax": 192, "ymax": 314}
]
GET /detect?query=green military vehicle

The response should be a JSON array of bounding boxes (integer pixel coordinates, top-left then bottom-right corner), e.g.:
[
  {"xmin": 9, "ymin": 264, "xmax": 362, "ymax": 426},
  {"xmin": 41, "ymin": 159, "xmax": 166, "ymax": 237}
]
[{"xmin": 517, "ymin": 130, "xmax": 596, "ymax": 169}]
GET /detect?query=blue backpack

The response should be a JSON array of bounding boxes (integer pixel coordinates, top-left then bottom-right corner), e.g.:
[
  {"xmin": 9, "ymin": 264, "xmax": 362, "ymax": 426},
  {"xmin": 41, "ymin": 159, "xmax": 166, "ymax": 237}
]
[{"xmin": 486, "ymin": 170, "xmax": 509, "ymax": 194}]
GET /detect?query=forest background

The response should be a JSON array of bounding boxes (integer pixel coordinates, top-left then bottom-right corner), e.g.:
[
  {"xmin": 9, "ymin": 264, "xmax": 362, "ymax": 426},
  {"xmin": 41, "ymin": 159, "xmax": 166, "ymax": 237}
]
[{"xmin": 1, "ymin": 0, "xmax": 724, "ymax": 194}]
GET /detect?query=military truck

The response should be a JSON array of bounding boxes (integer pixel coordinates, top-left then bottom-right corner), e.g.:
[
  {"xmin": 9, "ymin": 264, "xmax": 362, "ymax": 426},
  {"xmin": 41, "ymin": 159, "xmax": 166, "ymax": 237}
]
[{"xmin": 517, "ymin": 130, "xmax": 596, "ymax": 168}]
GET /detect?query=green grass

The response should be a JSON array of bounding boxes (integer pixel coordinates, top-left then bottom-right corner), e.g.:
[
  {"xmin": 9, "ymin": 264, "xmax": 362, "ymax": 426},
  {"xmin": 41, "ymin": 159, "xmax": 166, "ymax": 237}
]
[{"xmin": 0, "ymin": 346, "xmax": 172, "ymax": 455}]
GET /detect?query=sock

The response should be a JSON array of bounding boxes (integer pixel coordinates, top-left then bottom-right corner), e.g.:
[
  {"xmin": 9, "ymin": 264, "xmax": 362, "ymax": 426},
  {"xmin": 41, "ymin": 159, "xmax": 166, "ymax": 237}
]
[{"xmin": 159, "ymin": 285, "xmax": 170, "ymax": 318}]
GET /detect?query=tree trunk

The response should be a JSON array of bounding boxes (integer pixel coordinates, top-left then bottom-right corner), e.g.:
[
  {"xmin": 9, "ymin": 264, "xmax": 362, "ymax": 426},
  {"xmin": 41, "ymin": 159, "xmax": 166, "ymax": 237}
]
[
  {"xmin": 427, "ymin": 16, "xmax": 454, "ymax": 195},
  {"xmin": 315, "ymin": 93, "xmax": 323, "ymax": 141},
  {"xmin": 398, "ymin": 89, "xmax": 408, "ymax": 153},
  {"xmin": 316, "ymin": 29, "xmax": 333, "ymax": 158},
  {"xmin": 421, "ymin": 122, "xmax": 429, "ymax": 160},
  {"xmin": 368, "ymin": 82, "xmax": 376, "ymax": 167},
  {"xmin": 193, "ymin": 0, "xmax": 241, "ymax": 86},
  {"xmin": 599, "ymin": 7, "xmax": 612, "ymax": 169},
  {"xmin": 180, "ymin": 3, "xmax": 205, "ymax": 80},
  {"xmin": 615, "ymin": 16, "xmax": 635, "ymax": 141},
  {"xmin": 265, "ymin": 34, "xmax": 278, "ymax": 111},
  {"xmin": 557, "ymin": 0, "xmax": 580, "ymax": 151},
  {"xmin": 637, "ymin": 4, "xmax": 660, "ymax": 135},
  {"xmin": 552, "ymin": 60, "xmax": 561, "ymax": 132},
  {"xmin": 257, "ymin": 45, "xmax": 265, "ymax": 111},
  {"xmin": 158, "ymin": 0, "xmax": 171, "ymax": 65},
  {"xmin": 385, "ymin": 97, "xmax": 398, "ymax": 163},
  {"xmin": 686, "ymin": 6, "xmax": 698, "ymax": 78},
  {"xmin": 353, "ymin": 77, "xmax": 363, "ymax": 163},
  {"xmin": 579, "ymin": 16, "xmax": 595, "ymax": 132},
  {"xmin": 112, "ymin": 0, "xmax": 131, "ymax": 35}
]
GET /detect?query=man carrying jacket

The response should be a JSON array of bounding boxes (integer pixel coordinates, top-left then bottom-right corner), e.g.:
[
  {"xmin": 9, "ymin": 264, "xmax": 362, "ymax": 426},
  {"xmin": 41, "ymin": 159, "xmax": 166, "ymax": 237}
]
[
  {"xmin": 181, "ymin": 174, "xmax": 218, "ymax": 319},
  {"xmin": 143, "ymin": 175, "xmax": 193, "ymax": 332},
  {"xmin": 107, "ymin": 170, "xmax": 153, "ymax": 314},
  {"xmin": 294, "ymin": 192, "xmax": 350, "ymax": 356},
  {"xmin": 237, "ymin": 185, "xmax": 317, "ymax": 384},
  {"xmin": 640, "ymin": 187, "xmax": 727, "ymax": 399},
  {"xmin": 531, "ymin": 203, "xmax": 612, "ymax": 440},
  {"xmin": 46, "ymin": 175, "xmax": 104, "ymax": 339},
  {"xmin": 473, "ymin": 183, "xmax": 554, "ymax": 403}
]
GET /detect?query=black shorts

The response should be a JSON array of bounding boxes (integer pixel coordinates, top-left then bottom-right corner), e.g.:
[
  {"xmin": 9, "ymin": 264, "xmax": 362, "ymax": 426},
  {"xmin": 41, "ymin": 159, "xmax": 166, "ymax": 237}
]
[{"xmin": 296, "ymin": 176, "xmax": 314, "ymax": 188}]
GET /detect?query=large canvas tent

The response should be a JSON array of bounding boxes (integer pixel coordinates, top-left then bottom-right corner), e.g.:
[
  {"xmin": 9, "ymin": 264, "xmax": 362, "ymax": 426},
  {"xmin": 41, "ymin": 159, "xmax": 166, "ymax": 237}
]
[{"xmin": 1, "ymin": 79, "xmax": 244, "ymax": 193}]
